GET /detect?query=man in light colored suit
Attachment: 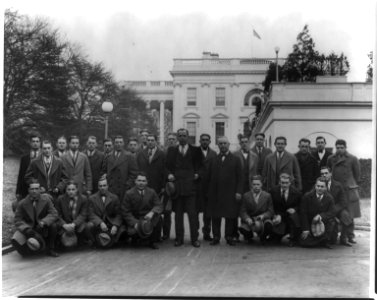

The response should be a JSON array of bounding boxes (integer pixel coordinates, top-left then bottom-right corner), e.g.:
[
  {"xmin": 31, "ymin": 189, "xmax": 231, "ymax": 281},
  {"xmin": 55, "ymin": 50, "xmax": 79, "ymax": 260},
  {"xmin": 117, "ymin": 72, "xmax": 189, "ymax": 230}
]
[
  {"xmin": 251, "ymin": 133, "xmax": 272, "ymax": 176},
  {"xmin": 104, "ymin": 135, "xmax": 138, "ymax": 200},
  {"xmin": 239, "ymin": 175, "xmax": 274, "ymax": 244},
  {"xmin": 61, "ymin": 135, "xmax": 92, "ymax": 196},
  {"xmin": 262, "ymin": 136, "xmax": 302, "ymax": 192}
]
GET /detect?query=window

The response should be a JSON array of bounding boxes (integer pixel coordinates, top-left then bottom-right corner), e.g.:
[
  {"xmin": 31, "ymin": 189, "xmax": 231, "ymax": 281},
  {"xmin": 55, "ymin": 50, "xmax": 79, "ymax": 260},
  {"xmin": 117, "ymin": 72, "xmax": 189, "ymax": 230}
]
[
  {"xmin": 215, "ymin": 122, "xmax": 225, "ymax": 143},
  {"xmin": 187, "ymin": 88, "xmax": 197, "ymax": 106},
  {"xmin": 187, "ymin": 122, "xmax": 197, "ymax": 145},
  {"xmin": 215, "ymin": 88, "xmax": 225, "ymax": 106}
]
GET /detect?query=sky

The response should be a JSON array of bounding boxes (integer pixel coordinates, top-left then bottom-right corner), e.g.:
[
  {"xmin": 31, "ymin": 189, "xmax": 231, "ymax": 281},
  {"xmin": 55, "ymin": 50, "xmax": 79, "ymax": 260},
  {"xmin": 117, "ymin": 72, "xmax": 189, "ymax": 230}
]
[{"xmin": 3, "ymin": 0, "xmax": 376, "ymax": 82}]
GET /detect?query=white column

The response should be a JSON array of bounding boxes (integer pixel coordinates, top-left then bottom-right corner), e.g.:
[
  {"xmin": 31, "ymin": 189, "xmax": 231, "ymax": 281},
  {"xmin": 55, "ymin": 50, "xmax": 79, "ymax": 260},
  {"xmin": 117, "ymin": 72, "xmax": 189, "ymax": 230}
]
[{"xmin": 159, "ymin": 100, "xmax": 165, "ymax": 145}]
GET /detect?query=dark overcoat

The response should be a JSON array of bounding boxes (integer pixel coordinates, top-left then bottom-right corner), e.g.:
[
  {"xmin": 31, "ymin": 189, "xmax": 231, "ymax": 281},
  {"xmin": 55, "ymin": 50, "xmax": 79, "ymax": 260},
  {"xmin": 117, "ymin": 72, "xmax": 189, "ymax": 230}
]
[
  {"xmin": 233, "ymin": 150, "xmax": 259, "ymax": 193},
  {"xmin": 295, "ymin": 152, "xmax": 319, "ymax": 193},
  {"xmin": 85, "ymin": 150, "xmax": 105, "ymax": 193},
  {"xmin": 16, "ymin": 153, "xmax": 36, "ymax": 198},
  {"xmin": 207, "ymin": 153, "xmax": 243, "ymax": 218},
  {"xmin": 105, "ymin": 150, "xmax": 138, "ymax": 200},
  {"xmin": 251, "ymin": 146, "xmax": 273, "ymax": 176},
  {"xmin": 136, "ymin": 148, "xmax": 166, "ymax": 194},
  {"xmin": 327, "ymin": 152, "xmax": 361, "ymax": 219},
  {"xmin": 88, "ymin": 191, "xmax": 122, "ymax": 228},
  {"xmin": 25, "ymin": 155, "xmax": 67, "ymax": 194},
  {"xmin": 14, "ymin": 194, "xmax": 58, "ymax": 233},
  {"xmin": 328, "ymin": 179, "xmax": 352, "ymax": 225},
  {"xmin": 55, "ymin": 194, "xmax": 88, "ymax": 230}
]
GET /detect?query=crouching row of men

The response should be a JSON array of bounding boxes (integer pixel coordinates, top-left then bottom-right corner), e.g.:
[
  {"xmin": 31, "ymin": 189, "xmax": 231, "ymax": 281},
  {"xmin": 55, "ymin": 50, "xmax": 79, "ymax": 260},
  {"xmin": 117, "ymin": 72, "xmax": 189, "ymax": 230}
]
[
  {"xmin": 12, "ymin": 172, "xmax": 163, "ymax": 257},
  {"xmin": 238, "ymin": 171, "xmax": 353, "ymax": 249}
]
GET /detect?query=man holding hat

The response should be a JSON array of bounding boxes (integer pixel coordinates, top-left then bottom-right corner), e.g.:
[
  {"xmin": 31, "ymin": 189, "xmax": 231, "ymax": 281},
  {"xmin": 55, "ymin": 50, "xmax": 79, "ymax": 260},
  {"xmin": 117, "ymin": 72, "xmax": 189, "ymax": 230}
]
[
  {"xmin": 122, "ymin": 172, "xmax": 163, "ymax": 249},
  {"xmin": 55, "ymin": 181, "xmax": 89, "ymax": 249},
  {"xmin": 239, "ymin": 175, "xmax": 274, "ymax": 244},
  {"xmin": 299, "ymin": 177, "xmax": 336, "ymax": 248},
  {"xmin": 87, "ymin": 178, "xmax": 124, "ymax": 248},
  {"xmin": 12, "ymin": 179, "xmax": 59, "ymax": 257}
]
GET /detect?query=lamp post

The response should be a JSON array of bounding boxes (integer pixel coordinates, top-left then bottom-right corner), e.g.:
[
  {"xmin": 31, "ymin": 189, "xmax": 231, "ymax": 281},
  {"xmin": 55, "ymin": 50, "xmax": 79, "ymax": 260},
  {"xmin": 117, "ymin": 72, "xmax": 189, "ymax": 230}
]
[
  {"xmin": 101, "ymin": 101, "xmax": 113, "ymax": 139},
  {"xmin": 274, "ymin": 46, "xmax": 280, "ymax": 82}
]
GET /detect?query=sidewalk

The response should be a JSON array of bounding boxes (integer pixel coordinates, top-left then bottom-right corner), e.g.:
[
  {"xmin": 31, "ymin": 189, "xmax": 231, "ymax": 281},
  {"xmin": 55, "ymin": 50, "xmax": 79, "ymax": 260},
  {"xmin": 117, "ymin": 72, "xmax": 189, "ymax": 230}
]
[{"xmin": 2, "ymin": 230, "xmax": 370, "ymax": 298}]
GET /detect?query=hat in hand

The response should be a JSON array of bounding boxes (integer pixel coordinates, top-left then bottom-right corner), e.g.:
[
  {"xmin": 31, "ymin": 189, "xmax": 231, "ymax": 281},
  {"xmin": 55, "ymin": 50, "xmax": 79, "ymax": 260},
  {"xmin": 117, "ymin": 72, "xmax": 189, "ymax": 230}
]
[
  {"xmin": 61, "ymin": 231, "xmax": 78, "ymax": 248},
  {"xmin": 311, "ymin": 220, "xmax": 325, "ymax": 237}
]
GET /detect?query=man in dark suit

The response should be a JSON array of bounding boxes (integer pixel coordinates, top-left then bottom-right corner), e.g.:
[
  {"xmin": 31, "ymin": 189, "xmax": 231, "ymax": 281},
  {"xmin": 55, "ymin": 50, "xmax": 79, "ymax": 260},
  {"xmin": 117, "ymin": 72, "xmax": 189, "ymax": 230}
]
[
  {"xmin": 207, "ymin": 136, "xmax": 243, "ymax": 246},
  {"xmin": 12, "ymin": 179, "xmax": 59, "ymax": 257},
  {"xmin": 61, "ymin": 136, "xmax": 92, "ymax": 196},
  {"xmin": 239, "ymin": 175, "xmax": 274, "ymax": 244},
  {"xmin": 312, "ymin": 136, "xmax": 332, "ymax": 173},
  {"xmin": 295, "ymin": 138, "xmax": 319, "ymax": 194},
  {"xmin": 320, "ymin": 166, "xmax": 353, "ymax": 246},
  {"xmin": 55, "ymin": 181, "xmax": 89, "ymax": 247},
  {"xmin": 196, "ymin": 133, "xmax": 217, "ymax": 241},
  {"xmin": 269, "ymin": 173, "xmax": 302, "ymax": 246},
  {"xmin": 25, "ymin": 140, "xmax": 68, "ymax": 203},
  {"xmin": 104, "ymin": 135, "xmax": 138, "ymax": 200},
  {"xmin": 166, "ymin": 128, "xmax": 202, "ymax": 248},
  {"xmin": 262, "ymin": 136, "xmax": 302, "ymax": 192},
  {"xmin": 327, "ymin": 139, "xmax": 360, "ymax": 244},
  {"xmin": 251, "ymin": 133, "xmax": 272, "ymax": 176},
  {"xmin": 87, "ymin": 178, "xmax": 124, "ymax": 248},
  {"xmin": 15, "ymin": 134, "xmax": 41, "ymax": 205},
  {"xmin": 299, "ymin": 177, "xmax": 336, "ymax": 248},
  {"xmin": 122, "ymin": 173, "xmax": 164, "ymax": 249},
  {"xmin": 85, "ymin": 136, "xmax": 105, "ymax": 193},
  {"xmin": 53, "ymin": 136, "xmax": 68, "ymax": 158}
]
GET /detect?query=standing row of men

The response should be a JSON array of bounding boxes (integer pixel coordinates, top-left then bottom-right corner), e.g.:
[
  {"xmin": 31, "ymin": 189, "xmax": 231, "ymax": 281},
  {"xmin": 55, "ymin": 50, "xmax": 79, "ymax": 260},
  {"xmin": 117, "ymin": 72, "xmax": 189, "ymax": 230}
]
[{"xmin": 13, "ymin": 129, "xmax": 361, "ymax": 256}]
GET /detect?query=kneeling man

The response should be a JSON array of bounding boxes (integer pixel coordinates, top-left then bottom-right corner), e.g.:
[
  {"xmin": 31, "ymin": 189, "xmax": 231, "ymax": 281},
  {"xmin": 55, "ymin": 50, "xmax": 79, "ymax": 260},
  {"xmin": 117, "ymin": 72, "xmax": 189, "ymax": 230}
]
[
  {"xmin": 55, "ymin": 181, "xmax": 89, "ymax": 249},
  {"xmin": 122, "ymin": 172, "xmax": 163, "ymax": 249},
  {"xmin": 239, "ymin": 175, "xmax": 274, "ymax": 244},
  {"xmin": 12, "ymin": 179, "xmax": 59, "ymax": 257},
  {"xmin": 87, "ymin": 178, "xmax": 124, "ymax": 248},
  {"xmin": 300, "ymin": 177, "xmax": 336, "ymax": 249}
]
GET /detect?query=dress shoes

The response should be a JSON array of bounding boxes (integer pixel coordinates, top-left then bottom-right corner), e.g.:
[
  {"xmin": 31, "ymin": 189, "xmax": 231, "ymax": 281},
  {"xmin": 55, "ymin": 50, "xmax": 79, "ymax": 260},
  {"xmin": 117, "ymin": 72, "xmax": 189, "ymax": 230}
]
[
  {"xmin": 210, "ymin": 239, "xmax": 220, "ymax": 246},
  {"xmin": 46, "ymin": 249, "xmax": 59, "ymax": 257},
  {"xmin": 348, "ymin": 238, "xmax": 357, "ymax": 244},
  {"xmin": 340, "ymin": 239, "xmax": 352, "ymax": 247},
  {"xmin": 191, "ymin": 240, "xmax": 201, "ymax": 248},
  {"xmin": 149, "ymin": 243, "xmax": 159, "ymax": 250},
  {"xmin": 288, "ymin": 240, "xmax": 296, "ymax": 247},
  {"xmin": 162, "ymin": 235, "xmax": 169, "ymax": 241},
  {"xmin": 203, "ymin": 235, "xmax": 213, "ymax": 242},
  {"xmin": 226, "ymin": 239, "xmax": 236, "ymax": 246},
  {"xmin": 322, "ymin": 243, "xmax": 333, "ymax": 249},
  {"xmin": 174, "ymin": 240, "xmax": 183, "ymax": 247}
]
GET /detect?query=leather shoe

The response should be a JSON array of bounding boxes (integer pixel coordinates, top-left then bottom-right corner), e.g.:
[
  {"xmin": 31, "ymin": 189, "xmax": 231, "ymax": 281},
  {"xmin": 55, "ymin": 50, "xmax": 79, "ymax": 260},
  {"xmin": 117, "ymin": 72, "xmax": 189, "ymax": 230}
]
[
  {"xmin": 340, "ymin": 240, "xmax": 352, "ymax": 247},
  {"xmin": 348, "ymin": 238, "xmax": 357, "ymax": 244},
  {"xmin": 323, "ymin": 243, "xmax": 333, "ymax": 249},
  {"xmin": 174, "ymin": 240, "xmax": 183, "ymax": 247},
  {"xmin": 226, "ymin": 239, "xmax": 236, "ymax": 246},
  {"xmin": 46, "ymin": 249, "xmax": 59, "ymax": 257},
  {"xmin": 149, "ymin": 243, "xmax": 159, "ymax": 250},
  {"xmin": 191, "ymin": 240, "xmax": 200, "ymax": 248},
  {"xmin": 162, "ymin": 235, "xmax": 169, "ymax": 241},
  {"xmin": 210, "ymin": 239, "xmax": 220, "ymax": 246},
  {"xmin": 203, "ymin": 235, "xmax": 213, "ymax": 242},
  {"xmin": 288, "ymin": 240, "xmax": 295, "ymax": 247}
]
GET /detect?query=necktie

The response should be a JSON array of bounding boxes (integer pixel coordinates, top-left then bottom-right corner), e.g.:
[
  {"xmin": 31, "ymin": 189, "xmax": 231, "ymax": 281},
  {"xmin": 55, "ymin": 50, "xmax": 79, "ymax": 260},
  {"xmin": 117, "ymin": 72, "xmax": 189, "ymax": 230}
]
[
  {"xmin": 101, "ymin": 195, "xmax": 106, "ymax": 204},
  {"xmin": 281, "ymin": 190, "xmax": 285, "ymax": 201},
  {"xmin": 180, "ymin": 146, "xmax": 185, "ymax": 156},
  {"xmin": 72, "ymin": 152, "xmax": 77, "ymax": 165},
  {"xmin": 69, "ymin": 198, "xmax": 76, "ymax": 219},
  {"xmin": 221, "ymin": 155, "xmax": 226, "ymax": 162},
  {"xmin": 45, "ymin": 160, "xmax": 51, "ymax": 171},
  {"xmin": 148, "ymin": 149, "xmax": 153, "ymax": 163}
]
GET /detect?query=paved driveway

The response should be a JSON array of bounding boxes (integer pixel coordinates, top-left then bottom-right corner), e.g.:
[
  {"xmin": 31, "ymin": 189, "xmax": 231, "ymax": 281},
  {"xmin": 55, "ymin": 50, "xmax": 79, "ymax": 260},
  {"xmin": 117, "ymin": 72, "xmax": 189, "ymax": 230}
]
[{"xmin": 3, "ymin": 230, "xmax": 370, "ymax": 298}]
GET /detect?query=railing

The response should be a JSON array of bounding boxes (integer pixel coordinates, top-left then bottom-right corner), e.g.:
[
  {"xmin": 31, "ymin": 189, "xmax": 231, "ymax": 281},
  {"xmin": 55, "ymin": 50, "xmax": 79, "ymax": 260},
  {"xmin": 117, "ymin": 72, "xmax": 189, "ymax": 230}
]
[
  {"xmin": 121, "ymin": 81, "xmax": 174, "ymax": 88},
  {"xmin": 173, "ymin": 57, "xmax": 285, "ymax": 66}
]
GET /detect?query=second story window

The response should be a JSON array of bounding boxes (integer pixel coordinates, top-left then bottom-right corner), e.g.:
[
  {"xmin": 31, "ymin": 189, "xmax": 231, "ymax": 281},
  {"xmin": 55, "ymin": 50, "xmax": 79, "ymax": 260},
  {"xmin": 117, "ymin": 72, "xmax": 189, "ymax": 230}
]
[
  {"xmin": 187, "ymin": 88, "xmax": 197, "ymax": 106},
  {"xmin": 215, "ymin": 87, "xmax": 225, "ymax": 106}
]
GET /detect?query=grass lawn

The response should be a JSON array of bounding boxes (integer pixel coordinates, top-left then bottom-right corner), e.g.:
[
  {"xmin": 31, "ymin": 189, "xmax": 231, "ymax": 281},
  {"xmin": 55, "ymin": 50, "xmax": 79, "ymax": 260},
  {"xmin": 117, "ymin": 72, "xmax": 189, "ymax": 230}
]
[{"xmin": 1, "ymin": 156, "xmax": 372, "ymax": 246}]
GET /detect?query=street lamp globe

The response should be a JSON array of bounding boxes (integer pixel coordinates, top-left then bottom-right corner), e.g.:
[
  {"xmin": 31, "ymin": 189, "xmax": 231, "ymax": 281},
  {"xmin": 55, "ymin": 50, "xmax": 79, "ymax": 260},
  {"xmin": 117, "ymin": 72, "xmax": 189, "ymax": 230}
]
[
  {"xmin": 101, "ymin": 101, "xmax": 113, "ymax": 113},
  {"xmin": 274, "ymin": 46, "xmax": 280, "ymax": 54}
]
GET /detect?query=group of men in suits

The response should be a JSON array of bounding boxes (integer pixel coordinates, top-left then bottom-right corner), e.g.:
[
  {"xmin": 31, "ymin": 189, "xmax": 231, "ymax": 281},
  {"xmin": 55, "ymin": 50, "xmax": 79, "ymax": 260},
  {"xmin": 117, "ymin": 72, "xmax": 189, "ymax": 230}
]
[{"xmin": 13, "ymin": 129, "xmax": 361, "ymax": 257}]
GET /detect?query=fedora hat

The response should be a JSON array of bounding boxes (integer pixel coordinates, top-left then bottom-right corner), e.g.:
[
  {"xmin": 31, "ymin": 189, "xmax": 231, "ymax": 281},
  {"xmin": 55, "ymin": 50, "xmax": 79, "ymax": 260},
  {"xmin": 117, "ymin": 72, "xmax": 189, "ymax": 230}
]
[
  {"xmin": 252, "ymin": 219, "xmax": 264, "ymax": 235},
  {"xmin": 311, "ymin": 220, "xmax": 325, "ymax": 237},
  {"xmin": 136, "ymin": 218, "xmax": 153, "ymax": 239},
  {"xmin": 96, "ymin": 232, "xmax": 113, "ymax": 248},
  {"xmin": 165, "ymin": 181, "xmax": 178, "ymax": 199},
  {"xmin": 12, "ymin": 230, "xmax": 27, "ymax": 246},
  {"xmin": 61, "ymin": 231, "xmax": 78, "ymax": 248}
]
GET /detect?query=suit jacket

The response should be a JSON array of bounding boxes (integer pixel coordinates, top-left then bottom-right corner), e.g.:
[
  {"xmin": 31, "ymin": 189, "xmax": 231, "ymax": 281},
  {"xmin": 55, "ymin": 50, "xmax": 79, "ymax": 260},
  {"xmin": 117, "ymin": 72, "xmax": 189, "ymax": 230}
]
[
  {"xmin": 233, "ymin": 149, "xmax": 259, "ymax": 192},
  {"xmin": 122, "ymin": 186, "xmax": 163, "ymax": 227},
  {"xmin": 312, "ymin": 149, "xmax": 332, "ymax": 173},
  {"xmin": 14, "ymin": 194, "xmax": 58, "ymax": 233},
  {"xmin": 207, "ymin": 152, "xmax": 243, "ymax": 218},
  {"xmin": 295, "ymin": 152, "xmax": 319, "ymax": 193},
  {"xmin": 251, "ymin": 146, "xmax": 273, "ymax": 175},
  {"xmin": 85, "ymin": 150, "xmax": 105, "ymax": 193},
  {"xmin": 24, "ymin": 155, "xmax": 68, "ymax": 193},
  {"xmin": 53, "ymin": 149, "xmax": 67, "ymax": 159},
  {"xmin": 55, "ymin": 194, "xmax": 88, "ymax": 229},
  {"xmin": 16, "ymin": 153, "xmax": 39, "ymax": 198},
  {"xmin": 300, "ymin": 190, "xmax": 335, "ymax": 232},
  {"xmin": 328, "ymin": 179, "xmax": 347, "ymax": 214},
  {"xmin": 240, "ymin": 191, "xmax": 274, "ymax": 222},
  {"xmin": 270, "ymin": 185, "xmax": 301, "ymax": 218},
  {"xmin": 166, "ymin": 144, "xmax": 203, "ymax": 196},
  {"xmin": 136, "ymin": 148, "xmax": 166, "ymax": 194},
  {"xmin": 61, "ymin": 152, "xmax": 93, "ymax": 193},
  {"xmin": 88, "ymin": 191, "xmax": 122, "ymax": 227},
  {"xmin": 105, "ymin": 150, "xmax": 138, "ymax": 200},
  {"xmin": 262, "ymin": 151, "xmax": 302, "ymax": 192}
]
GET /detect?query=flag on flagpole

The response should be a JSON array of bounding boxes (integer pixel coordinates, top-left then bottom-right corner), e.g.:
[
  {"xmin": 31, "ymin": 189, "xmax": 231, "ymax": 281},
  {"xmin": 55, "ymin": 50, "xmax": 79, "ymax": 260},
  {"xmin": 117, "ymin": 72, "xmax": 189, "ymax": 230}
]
[{"xmin": 253, "ymin": 29, "xmax": 261, "ymax": 40}]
